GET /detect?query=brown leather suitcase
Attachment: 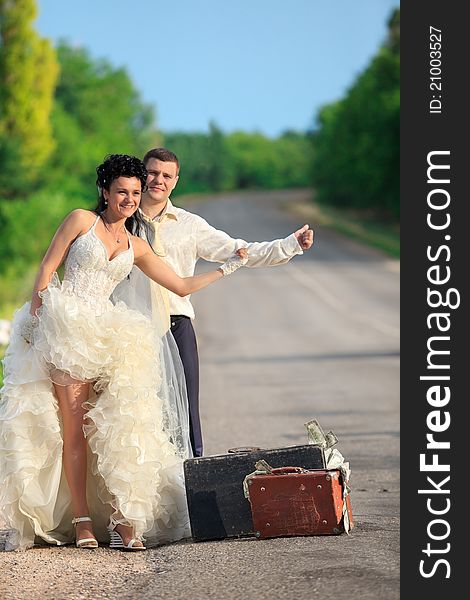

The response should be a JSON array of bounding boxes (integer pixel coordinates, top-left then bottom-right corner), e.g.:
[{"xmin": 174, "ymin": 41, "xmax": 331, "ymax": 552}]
[
  {"xmin": 246, "ymin": 466, "xmax": 353, "ymax": 538},
  {"xmin": 183, "ymin": 445, "xmax": 326, "ymax": 541}
]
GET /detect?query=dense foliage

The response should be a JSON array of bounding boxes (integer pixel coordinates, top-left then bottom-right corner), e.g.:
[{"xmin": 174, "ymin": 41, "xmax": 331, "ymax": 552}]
[
  {"xmin": 164, "ymin": 124, "xmax": 312, "ymax": 195},
  {"xmin": 44, "ymin": 42, "xmax": 160, "ymax": 197},
  {"xmin": 0, "ymin": 0, "xmax": 59, "ymax": 196},
  {"xmin": 310, "ymin": 9, "xmax": 399, "ymax": 219}
]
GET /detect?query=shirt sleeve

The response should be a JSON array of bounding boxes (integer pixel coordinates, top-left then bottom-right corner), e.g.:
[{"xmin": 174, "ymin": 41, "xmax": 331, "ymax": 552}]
[{"xmin": 194, "ymin": 215, "xmax": 303, "ymax": 267}]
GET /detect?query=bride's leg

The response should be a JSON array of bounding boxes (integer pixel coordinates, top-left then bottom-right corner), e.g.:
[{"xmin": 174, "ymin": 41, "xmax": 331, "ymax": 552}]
[{"xmin": 54, "ymin": 380, "xmax": 96, "ymax": 542}]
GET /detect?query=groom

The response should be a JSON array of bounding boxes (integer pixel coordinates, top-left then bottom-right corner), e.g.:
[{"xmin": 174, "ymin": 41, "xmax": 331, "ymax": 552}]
[{"xmin": 135, "ymin": 147, "xmax": 314, "ymax": 457}]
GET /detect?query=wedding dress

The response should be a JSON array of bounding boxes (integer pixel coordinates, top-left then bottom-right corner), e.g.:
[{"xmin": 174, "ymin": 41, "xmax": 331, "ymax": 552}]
[{"xmin": 0, "ymin": 215, "xmax": 191, "ymax": 551}]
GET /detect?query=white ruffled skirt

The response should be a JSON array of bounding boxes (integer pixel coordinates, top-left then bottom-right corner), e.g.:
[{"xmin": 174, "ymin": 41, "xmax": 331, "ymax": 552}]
[{"xmin": 0, "ymin": 277, "xmax": 191, "ymax": 551}]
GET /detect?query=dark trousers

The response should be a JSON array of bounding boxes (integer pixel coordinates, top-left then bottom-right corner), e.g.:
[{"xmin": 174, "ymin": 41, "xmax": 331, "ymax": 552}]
[{"xmin": 170, "ymin": 316, "xmax": 203, "ymax": 457}]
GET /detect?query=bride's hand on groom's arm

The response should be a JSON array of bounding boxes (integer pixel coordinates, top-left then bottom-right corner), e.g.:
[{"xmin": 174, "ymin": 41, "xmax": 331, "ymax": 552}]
[{"xmin": 218, "ymin": 247, "xmax": 249, "ymax": 276}]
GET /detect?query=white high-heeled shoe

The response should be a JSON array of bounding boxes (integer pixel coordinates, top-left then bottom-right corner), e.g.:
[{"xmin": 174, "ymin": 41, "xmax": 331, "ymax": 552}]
[
  {"xmin": 72, "ymin": 516, "xmax": 98, "ymax": 549},
  {"xmin": 107, "ymin": 515, "xmax": 146, "ymax": 551}
]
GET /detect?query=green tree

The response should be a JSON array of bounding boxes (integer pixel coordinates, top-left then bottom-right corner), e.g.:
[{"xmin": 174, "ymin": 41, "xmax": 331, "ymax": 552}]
[
  {"xmin": 164, "ymin": 127, "xmax": 312, "ymax": 195},
  {"xmin": 0, "ymin": 0, "xmax": 59, "ymax": 195},
  {"xmin": 165, "ymin": 122, "xmax": 234, "ymax": 194},
  {"xmin": 227, "ymin": 130, "xmax": 312, "ymax": 190},
  {"xmin": 206, "ymin": 121, "xmax": 235, "ymax": 191},
  {"xmin": 275, "ymin": 130, "xmax": 312, "ymax": 188},
  {"xmin": 227, "ymin": 131, "xmax": 279, "ymax": 189},
  {"xmin": 45, "ymin": 42, "xmax": 160, "ymax": 197},
  {"xmin": 311, "ymin": 8, "xmax": 400, "ymax": 219}
]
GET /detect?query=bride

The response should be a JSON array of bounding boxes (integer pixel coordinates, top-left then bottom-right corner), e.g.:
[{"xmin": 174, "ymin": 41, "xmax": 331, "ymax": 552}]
[{"xmin": 0, "ymin": 154, "xmax": 247, "ymax": 552}]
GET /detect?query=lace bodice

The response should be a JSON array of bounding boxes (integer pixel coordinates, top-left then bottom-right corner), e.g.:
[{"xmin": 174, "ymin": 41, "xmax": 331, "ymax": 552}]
[{"xmin": 63, "ymin": 216, "xmax": 134, "ymax": 313}]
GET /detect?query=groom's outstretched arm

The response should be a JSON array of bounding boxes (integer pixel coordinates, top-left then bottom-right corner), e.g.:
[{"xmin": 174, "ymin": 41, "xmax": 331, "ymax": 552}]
[{"xmin": 194, "ymin": 214, "xmax": 314, "ymax": 267}]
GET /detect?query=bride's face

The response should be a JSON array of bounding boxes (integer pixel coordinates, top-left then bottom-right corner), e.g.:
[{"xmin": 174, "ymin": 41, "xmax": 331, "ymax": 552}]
[{"xmin": 104, "ymin": 176, "xmax": 142, "ymax": 219}]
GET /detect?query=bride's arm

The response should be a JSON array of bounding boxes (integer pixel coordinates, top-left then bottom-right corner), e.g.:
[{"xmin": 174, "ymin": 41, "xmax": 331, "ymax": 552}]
[
  {"xmin": 29, "ymin": 210, "xmax": 93, "ymax": 315},
  {"xmin": 132, "ymin": 237, "xmax": 247, "ymax": 296}
]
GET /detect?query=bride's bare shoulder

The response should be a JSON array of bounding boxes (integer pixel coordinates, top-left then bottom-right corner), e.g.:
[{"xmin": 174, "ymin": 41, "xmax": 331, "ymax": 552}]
[
  {"xmin": 67, "ymin": 209, "xmax": 97, "ymax": 223},
  {"xmin": 58, "ymin": 209, "xmax": 98, "ymax": 236}
]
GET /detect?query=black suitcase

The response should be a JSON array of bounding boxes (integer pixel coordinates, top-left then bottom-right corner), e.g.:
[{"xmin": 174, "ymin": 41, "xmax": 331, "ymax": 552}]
[{"xmin": 183, "ymin": 444, "xmax": 326, "ymax": 541}]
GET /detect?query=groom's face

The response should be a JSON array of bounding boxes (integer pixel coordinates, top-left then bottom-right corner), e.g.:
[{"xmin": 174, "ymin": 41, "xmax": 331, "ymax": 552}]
[{"xmin": 145, "ymin": 158, "xmax": 179, "ymax": 205}]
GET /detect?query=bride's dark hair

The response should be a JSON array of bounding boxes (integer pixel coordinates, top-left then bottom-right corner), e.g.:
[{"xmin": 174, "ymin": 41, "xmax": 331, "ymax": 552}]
[
  {"xmin": 95, "ymin": 154, "xmax": 147, "ymax": 209},
  {"xmin": 94, "ymin": 153, "xmax": 154, "ymax": 242}
]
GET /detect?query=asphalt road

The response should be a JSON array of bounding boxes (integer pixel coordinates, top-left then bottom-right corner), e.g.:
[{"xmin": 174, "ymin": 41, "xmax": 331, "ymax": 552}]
[
  {"xmin": 0, "ymin": 189, "xmax": 400, "ymax": 600},
  {"xmin": 191, "ymin": 189, "xmax": 400, "ymax": 599}
]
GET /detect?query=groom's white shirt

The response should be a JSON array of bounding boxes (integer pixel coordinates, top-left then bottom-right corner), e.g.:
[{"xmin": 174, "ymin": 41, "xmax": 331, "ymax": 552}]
[{"xmin": 136, "ymin": 199, "xmax": 304, "ymax": 319}]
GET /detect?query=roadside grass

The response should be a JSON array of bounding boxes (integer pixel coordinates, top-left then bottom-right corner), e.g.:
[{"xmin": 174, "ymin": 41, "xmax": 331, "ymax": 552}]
[
  {"xmin": 285, "ymin": 192, "xmax": 400, "ymax": 259},
  {"xmin": 314, "ymin": 205, "xmax": 399, "ymax": 258}
]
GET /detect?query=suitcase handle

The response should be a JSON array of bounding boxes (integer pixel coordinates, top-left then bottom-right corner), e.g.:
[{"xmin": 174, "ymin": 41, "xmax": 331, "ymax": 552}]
[
  {"xmin": 228, "ymin": 447, "xmax": 264, "ymax": 453},
  {"xmin": 271, "ymin": 466, "xmax": 308, "ymax": 475}
]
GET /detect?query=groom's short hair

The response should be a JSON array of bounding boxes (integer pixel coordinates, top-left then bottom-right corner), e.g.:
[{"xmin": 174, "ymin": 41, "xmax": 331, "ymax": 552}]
[{"xmin": 143, "ymin": 147, "xmax": 180, "ymax": 175}]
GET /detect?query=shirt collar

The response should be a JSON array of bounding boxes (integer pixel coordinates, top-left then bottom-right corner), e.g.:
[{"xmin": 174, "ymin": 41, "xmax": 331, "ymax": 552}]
[{"xmin": 139, "ymin": 198, "xmax": 178, "ymax": 223}]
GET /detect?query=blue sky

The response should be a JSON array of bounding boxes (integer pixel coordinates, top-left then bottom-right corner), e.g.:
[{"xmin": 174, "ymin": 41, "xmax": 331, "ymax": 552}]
[{"xmin": 36, "ymin": 0, "xmax": 399, "ymax": 137}]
